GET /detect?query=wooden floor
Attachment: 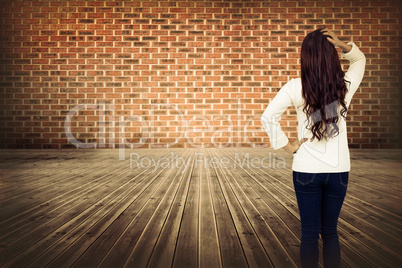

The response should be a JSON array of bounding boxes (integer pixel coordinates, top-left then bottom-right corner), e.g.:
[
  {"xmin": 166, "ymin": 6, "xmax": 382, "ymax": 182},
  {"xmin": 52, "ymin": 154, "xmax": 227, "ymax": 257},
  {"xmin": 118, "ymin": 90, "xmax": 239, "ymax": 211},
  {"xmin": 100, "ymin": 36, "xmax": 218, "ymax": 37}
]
[{"xmin": 0, "ymin": 148, "xmax": 401, "ymax": 268}]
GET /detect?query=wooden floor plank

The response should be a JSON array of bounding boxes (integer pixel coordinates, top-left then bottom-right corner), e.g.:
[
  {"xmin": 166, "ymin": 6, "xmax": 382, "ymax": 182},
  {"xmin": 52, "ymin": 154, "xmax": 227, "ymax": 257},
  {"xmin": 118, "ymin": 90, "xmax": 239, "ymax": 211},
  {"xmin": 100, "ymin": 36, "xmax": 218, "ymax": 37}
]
[
  {"xmin": 198, "ymin": 149, "xmax": 222, "ymax": 268},
  {"xmin": 0, "ymin": 156, "xmax": 112, "ymax": 198},
  {"xmin": 171, "ymin": 150, "xmax": 200, "ymax": 268},
  {"xmin": 205, "ymin": 149, "xmax": 249, "ymax": 268},
  {"xmin": 18, "ymin": 152, "xmax": 169, "ymax": 268},
  {"xmin": 146, "ymin": 149, "xmax": 195, "ymax": 268},
  {"xmin": 207, "ymin": 148, "xmax": 276, "ymax": 268},
  {"xmin": 0, "ymin": 169, "xmax": 140, "ymax": 266},
  {"xmin": 122, "ymin": 148, "xmax": 192, "ymax": 268},
  {"xmin": 69, "ymin": 149, "xmax": 190, "ymax": 268},
  {"xmin": 218, "ymin": 151, "xmax": 300, "ymax": 266},
  {"xmin": 0, "ymin": 166, "xmax": 131, "ymax": 240},
  {"xmin": 7, "ymin": 169, "xmax": 145, "ymax": 268},
  {"xmin": 7, "ymin": 149, "xmax": 182, "ymax": 268}
]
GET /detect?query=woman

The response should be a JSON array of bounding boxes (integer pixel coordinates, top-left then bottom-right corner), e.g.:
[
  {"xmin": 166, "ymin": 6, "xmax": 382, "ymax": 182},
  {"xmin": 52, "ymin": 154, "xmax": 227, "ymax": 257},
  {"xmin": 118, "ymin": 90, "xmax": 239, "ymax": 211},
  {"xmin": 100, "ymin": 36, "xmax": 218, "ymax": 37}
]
[{"xmin": 260, "ymin": 28, "xmax": 366, "ymax": 267}]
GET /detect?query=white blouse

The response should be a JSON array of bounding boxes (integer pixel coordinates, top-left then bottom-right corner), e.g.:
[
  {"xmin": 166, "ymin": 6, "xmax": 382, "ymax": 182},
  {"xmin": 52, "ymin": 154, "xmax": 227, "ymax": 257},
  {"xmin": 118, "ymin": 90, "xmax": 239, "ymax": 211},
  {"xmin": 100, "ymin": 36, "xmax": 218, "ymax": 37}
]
[{"xmin": 261, "ymin": 42, "xmax": 366, "ymax": 172}]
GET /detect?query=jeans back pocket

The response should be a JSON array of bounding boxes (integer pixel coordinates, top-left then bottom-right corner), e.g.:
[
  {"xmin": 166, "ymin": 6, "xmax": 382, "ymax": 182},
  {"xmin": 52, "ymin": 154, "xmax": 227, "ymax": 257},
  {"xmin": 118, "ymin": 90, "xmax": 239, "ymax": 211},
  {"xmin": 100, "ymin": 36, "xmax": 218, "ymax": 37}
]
[{"xmin": 295, "ymin": 172, "xmax": 316, "ymax": 185}]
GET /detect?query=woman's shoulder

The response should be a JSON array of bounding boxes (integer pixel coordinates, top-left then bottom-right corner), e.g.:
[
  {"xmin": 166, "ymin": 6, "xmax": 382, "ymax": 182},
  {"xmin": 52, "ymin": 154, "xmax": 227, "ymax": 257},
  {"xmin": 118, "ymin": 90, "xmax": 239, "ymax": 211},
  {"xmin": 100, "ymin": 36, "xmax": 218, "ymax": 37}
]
[
  {"xmin": 282, "ymin": 77, "xmax": 301, "ymax": 89},
  {"xmin": 293, "ymin": 78, "xmax": 304, "ymax": 106},
  {"xmin": 280, "ymin": 77, "xmax": 303, "ymax": 108},
  {"xmin": 293, "ymin": 77, "xmax": 302, "ymax": 86},
  {"xmin": 284, "ymin": 77, "xmax": 302, "ymax": 94}
]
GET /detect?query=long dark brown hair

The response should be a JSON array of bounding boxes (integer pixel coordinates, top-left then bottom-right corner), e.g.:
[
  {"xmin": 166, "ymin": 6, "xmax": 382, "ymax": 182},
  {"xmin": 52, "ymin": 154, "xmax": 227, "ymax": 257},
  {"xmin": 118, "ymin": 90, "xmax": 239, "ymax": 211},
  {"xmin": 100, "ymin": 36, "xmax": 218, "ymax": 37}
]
[{"xmin": 301, "ymin": 28, "xmax": 349, "ymax": 141}]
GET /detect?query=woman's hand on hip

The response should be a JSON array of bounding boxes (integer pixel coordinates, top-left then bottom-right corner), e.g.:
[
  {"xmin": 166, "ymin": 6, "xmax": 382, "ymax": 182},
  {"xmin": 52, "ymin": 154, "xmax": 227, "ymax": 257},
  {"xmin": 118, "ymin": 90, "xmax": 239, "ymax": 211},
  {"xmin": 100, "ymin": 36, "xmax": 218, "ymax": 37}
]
[{"xmin": 283, "ymin": 138, "xmax": 308, "ymax": 154}]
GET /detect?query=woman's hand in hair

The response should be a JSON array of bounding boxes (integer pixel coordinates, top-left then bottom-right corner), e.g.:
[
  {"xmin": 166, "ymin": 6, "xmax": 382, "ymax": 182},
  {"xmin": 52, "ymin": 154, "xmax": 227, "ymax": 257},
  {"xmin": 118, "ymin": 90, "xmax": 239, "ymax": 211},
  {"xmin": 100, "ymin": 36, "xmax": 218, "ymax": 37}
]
[
  {"xmin": 321, "ymin": 29, "xmax": 340, "ymax": 46},
  {"xmin": 321, "ymin": 28, "xmax": 352, "ymax": 53},
  {"xmin": 283, "ymin": 138, "xmax": 308, "ymax": 154}
]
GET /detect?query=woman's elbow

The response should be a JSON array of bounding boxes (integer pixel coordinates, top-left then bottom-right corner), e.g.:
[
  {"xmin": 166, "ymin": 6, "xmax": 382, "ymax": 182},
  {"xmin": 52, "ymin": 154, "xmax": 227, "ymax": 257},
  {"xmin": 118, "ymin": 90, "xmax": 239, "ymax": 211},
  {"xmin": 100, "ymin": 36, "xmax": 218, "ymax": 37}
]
[
  {"xmin": 359, "ymin": 53, "xmax": 366, "ymax": 64},
  {"xmin": 261, "ymin": 110, "xmax": 273, "ymax": 123}
]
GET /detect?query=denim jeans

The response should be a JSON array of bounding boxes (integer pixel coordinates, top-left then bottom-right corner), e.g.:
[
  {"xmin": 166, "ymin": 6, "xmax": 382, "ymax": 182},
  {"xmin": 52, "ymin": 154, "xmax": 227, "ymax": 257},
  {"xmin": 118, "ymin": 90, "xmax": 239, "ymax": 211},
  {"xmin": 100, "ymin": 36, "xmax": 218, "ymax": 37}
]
[{"xmin": 293, "ymin": 171, "xmax": 349, "ymax": 268}]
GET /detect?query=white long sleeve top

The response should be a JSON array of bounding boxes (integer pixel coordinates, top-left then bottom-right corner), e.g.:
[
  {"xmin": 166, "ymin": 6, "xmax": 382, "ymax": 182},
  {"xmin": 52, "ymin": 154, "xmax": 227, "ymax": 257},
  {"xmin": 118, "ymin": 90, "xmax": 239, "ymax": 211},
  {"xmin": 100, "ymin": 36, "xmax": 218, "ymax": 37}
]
[{"xmin": 261, "ymin": 42, "xmax": 366, "ymax": 172}]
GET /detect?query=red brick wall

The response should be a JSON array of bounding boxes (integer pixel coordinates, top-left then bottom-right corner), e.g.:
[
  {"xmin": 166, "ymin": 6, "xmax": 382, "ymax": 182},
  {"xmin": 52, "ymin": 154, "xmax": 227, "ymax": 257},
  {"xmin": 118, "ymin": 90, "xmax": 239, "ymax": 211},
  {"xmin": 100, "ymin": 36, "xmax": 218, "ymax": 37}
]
[{"xmin": 0, "ymin": 0, "xmax": 401, "ymax": 149}]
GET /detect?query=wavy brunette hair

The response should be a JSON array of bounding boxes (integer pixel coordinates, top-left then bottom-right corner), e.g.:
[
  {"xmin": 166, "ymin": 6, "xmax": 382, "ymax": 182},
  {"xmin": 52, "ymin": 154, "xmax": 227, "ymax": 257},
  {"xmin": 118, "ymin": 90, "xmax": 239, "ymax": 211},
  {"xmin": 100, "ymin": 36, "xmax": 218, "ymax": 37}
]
[{"xmin": 301, "ymin": 28, "xmax": 349, "ymax": 141}]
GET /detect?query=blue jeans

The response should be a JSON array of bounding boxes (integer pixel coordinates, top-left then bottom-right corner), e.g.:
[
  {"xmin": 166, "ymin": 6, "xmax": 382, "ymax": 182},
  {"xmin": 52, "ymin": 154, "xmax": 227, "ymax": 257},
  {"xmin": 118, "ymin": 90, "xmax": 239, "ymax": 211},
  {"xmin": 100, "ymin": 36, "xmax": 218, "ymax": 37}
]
[{"xmin": 293, "ymin": 171, "xmax": 348, "ymax": 268}]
